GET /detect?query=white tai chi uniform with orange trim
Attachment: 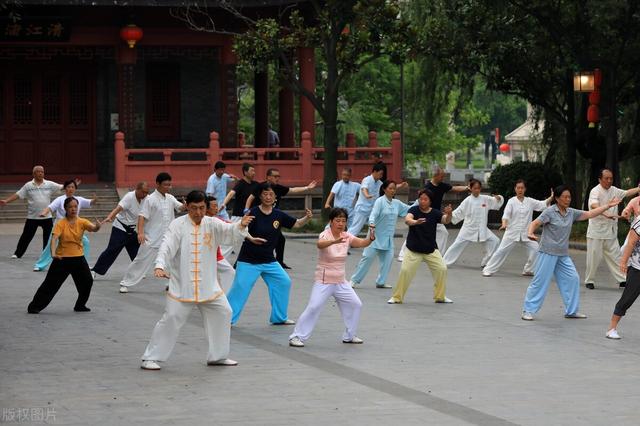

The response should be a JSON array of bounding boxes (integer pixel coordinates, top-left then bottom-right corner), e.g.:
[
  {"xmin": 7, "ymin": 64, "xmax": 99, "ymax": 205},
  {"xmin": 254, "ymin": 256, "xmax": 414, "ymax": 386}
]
[{"xmin": 141, "ymin": 215, "xmax": 248, "ymax": 364}]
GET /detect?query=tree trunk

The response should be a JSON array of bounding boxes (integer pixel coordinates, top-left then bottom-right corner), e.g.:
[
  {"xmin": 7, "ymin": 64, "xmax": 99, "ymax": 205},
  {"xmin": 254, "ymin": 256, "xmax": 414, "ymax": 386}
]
[
  {"xmin": 604, "ymin": 67, "xmax": 620, "ymax": 186},
  {"xmin": 321, "ymin": 37, "xmax": 340, "ymax": 222}
]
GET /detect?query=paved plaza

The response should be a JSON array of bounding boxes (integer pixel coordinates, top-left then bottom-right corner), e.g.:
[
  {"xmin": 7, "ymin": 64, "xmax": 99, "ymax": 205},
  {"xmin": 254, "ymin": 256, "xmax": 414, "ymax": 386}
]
[{"xmin": 1, "ymin": 223, "xmax": 639, "ymax": 425}]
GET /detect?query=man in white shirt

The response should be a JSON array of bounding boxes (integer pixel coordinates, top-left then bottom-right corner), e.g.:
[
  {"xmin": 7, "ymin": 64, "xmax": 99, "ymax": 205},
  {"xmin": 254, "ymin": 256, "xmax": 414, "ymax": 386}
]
[
  {"xmin": 91, "ymin": 182, "xmax": 150, "ymax": 278},
  {"xmin": 482, "ymin": 180, "xmax": 552, "ymax": 277},
  {"xmin": 140, "ymin": 190, "xmax": 252, "ymax": 371},
  {"xmin": 119, "ymin": 173, "xmax": 184, "ymax": 293},
  {"xmin": 0, "ymin": 166, "xmax": 64, "ymax": 259},
  {"xmin": 205, "ymin": 161, "xmax": 237, "ymax": 221},
  {"xmin": 585, "ymin": 168, "xmax": 640, "ymax": 289}
]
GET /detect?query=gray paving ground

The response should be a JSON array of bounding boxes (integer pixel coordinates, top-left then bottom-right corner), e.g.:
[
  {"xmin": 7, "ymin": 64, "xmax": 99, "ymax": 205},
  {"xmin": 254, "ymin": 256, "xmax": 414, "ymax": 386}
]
[{"xmin": 1, "ymin": 222, "xmax": 639, "ymax": 425}]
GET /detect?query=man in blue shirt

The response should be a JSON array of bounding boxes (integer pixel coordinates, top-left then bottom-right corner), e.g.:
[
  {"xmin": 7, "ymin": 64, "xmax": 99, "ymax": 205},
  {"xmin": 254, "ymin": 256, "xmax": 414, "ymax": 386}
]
[
  {"xmin": 205, "ymin": 161, "xmax": 237, "ymax": 221},
  {"xmin": 324, "ymin": 167, "xmax": 360, "ymax": 228},
  {"xmin": 347, "ymin": 163, "xmax": 386, "ymax": 236}
]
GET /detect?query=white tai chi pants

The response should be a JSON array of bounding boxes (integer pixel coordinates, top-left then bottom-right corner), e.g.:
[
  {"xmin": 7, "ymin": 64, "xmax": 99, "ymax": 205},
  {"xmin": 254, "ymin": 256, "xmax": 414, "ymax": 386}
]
[
  {"xmin": 585, "ymin": 237, "xmax": 626, "ymax": 284},
  {"xmin": 142, "ymin": 295, "xmax": 232, "ymax": 363},
  {"xmin": 482, "ymin": 238, "xmax": 539, "ymax": 275},
  {"xmin": 398, "ymin": 223, "xmax": 449, "ymax": 261},
  {"xmin": 290, "ymin": 282, "xmax": 362, "ymax": 342},
  {"xmin": 442, "ymin": 232, "xmax": 500, "ymax": 267},
  {"xmin": 217, "ymin": 258, "xmax": 236, "ymax": 292},
  {"xmin": 120, "ymin": 244, "xmax": 159, "ymax": 288}
]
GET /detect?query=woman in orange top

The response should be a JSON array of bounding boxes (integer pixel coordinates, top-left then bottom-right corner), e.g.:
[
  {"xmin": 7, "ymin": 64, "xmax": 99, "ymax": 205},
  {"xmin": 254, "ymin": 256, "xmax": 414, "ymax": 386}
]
[{"xmin": 28, "ymin": 197, "xmax": 102, "ymax": 314}]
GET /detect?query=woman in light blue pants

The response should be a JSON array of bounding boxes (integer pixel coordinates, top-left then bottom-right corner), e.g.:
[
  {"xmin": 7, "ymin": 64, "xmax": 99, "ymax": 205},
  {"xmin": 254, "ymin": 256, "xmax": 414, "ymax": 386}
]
[
  {"xmin": 351, "ymin": 181, "xmax": 410, "ymax": 289},
  {"xmin": 521, "ymin": 185, "xmax": 621, "ymax": 321}
]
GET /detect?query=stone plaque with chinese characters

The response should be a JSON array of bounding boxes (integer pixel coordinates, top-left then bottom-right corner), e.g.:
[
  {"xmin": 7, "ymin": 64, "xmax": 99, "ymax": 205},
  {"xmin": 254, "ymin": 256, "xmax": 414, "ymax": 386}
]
[{"xmin": 0, "ymin": 17, "xmax": 71, "ymax": 41}]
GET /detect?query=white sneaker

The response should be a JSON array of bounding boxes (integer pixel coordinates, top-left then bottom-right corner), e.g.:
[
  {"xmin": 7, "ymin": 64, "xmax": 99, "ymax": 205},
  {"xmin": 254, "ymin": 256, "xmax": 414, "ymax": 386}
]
[
  {"xmin": 119, "ymin": 285, "xmax": 129, "ymax": 293},
  {"xmin": 606, "ymin": 329, "xmax": 621, "ymax": 340},
  {"xmin": 396, "ymin": 256, "xmax": 403, "ymax": 263},
  {"xmin": 289, "ymin": 337, "xmax": 304, "ymax": 347},
  {"xmin": 272, "ymin": 319, "xmax": 296, "ymax": 325},
  {"xmin": 10, "ymin": 254, "xmax": 18, "ymax": 259},
  {"xmin": 482, "ymin": 272, "xmax": 492, "ymax": 277},
  {"xmin": 343, "ymin": 336, "xmax": 363, "ymax": 344},
  {"xmin": 435, "ymin": 297, "xmax": 453, "ymax": 304},
  {"xmin": 141, "ymin": 360, "xmax": 161, "ymax": 370},
  {"xmin": 350, "ymin": 281, "xmax": 358, "ymax": 288},
  {"xmin": 91, "ymin": 271, "xmax": 96, "ymax": 279},
  {"xmin": 521, "ymin": 311, "xmax": 534, "ymax": 321},
  {"xmin": 387, "ymin": 298, "xmax": 401, "ymax": 304},
  {"xmin": 33, "ymin": 267, "xmax": 40, "ymax": 272}
]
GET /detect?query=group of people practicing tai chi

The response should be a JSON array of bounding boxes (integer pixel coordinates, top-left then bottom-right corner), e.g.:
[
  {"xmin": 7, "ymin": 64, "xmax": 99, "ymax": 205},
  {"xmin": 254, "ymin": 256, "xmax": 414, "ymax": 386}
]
[{"xmin": 3, "ymin": 162, "xmax": 640, "ymax": 371}]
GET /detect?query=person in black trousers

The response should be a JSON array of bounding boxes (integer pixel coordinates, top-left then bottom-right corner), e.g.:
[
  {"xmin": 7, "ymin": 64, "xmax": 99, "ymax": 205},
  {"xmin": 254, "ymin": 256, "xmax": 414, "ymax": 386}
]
[{"xmin": 28, "ymin": 197, "xmax": 102, "ymax": 314}]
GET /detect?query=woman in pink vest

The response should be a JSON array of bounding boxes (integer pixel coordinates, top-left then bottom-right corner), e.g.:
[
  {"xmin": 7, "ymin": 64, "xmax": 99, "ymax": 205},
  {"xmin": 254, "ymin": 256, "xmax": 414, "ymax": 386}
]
[{"xmin": 288, "ymin": 208, "xmax": 374, "ymax": 347}]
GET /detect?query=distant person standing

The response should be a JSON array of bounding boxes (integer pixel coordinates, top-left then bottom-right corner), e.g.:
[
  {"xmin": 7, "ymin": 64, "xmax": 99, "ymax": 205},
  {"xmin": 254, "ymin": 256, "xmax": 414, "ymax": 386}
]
[
  {"xmin": 244, "ymin": 168, "xmax": 316, "ymax": 269},
  {"xmin": 205, "ymin": 161, "xmax": 237, "ymax": 221},
  {"xmin": 584, "ymin": 168, "xmax": 640, "ymax": 290},
  {"xmin": 91, "ymin": 182, "xmax": 150, "ymax": 279},
  {"xmin": 205, "ymin": 195, "xmax": 236, "ymax": 292},
  {"xmin": 0, "ymin": 166, "xmax": 64, "ymax": 259},
  {"xmin": 324, "ymin": 168, "xmax": 361, "ymax": 228},
  {"xmin": 27, "ymin": 197, "xmax": 102, "ymax": 314},
  {"xmin": 398, "ymin": 165, "xmax": 468, "ymax": 261},
  {"xmin": 118, "ymin": 173, "xmax": 184, "ymax": 294}
]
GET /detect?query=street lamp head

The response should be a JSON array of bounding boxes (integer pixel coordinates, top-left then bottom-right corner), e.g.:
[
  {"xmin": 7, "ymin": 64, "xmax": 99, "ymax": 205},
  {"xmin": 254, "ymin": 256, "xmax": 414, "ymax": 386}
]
[{"xmin": 573, "ymin": 71, "xmax": 595, "ymax": 92}]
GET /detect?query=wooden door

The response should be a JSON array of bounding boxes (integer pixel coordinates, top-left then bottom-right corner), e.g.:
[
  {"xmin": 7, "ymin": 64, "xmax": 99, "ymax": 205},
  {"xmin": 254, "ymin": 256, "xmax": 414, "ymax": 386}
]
[{"xmin": 0, "ymin": 64, "xmax": 96, "ymax": 176}]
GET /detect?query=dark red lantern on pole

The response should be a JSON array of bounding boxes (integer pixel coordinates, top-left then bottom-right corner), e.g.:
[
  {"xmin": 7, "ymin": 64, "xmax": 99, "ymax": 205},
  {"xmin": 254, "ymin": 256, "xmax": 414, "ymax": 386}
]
[
  {"xmin": 588, "ymin": 90, "xmax": 600, "ymax": 105},
  {"xmin": 499, "ymin": 143, "xmax": 510, "ymax": 153},
  {"xmin": 120, "ymin": 24, "xmax": 143, "ymax": 48},
  {"xmin": 587, "ymin": 105, "xmax": 600, "ymax": 127}
]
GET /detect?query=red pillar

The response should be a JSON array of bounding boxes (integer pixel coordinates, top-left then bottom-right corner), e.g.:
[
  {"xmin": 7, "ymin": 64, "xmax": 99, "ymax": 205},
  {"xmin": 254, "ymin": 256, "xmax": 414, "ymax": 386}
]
[
  {"xmin": 254, "ymin": 70, "xmax": 269, "ymax": 148},
  {"xmin": 298, "ymin": 47, "xmax": 316, "ymax": 142},
  {"xmin": 279, "ymin": 86, "xmax": 295, "ymax": 148},
  {"xmin": 117, "ymin": 46, "xmax": 137, "ymax": 147},
  {"xmin": 220, "ymin": 42, "xmax": 238, "ymax": 148}
]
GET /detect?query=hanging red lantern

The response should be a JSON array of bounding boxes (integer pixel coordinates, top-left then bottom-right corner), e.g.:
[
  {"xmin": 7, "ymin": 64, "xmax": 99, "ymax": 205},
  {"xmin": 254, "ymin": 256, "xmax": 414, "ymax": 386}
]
[
  {"xmin": 594, "ymin": 68, "xmax": 602, "ymax": 87},
  {"xmin": 587, "ymin": 104, "xmax": 599, "ymax": 124},
  {"xmin": 499, "ymin": 143, "xmax": 510, "ymax": 153},
  {"xmin": 120, "ymin": 24, "xmax": 143, "ymax": 49},
  {"xmin": 588, "ymin": 90, "xmax": 601, "ymax": 105}
]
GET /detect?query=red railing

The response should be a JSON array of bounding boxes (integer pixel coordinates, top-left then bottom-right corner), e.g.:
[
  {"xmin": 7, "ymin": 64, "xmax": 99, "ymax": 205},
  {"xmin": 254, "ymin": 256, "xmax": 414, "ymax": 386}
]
[{"xmin": 114, "ymin": 130, "xmax": 402, "ymax": 188}]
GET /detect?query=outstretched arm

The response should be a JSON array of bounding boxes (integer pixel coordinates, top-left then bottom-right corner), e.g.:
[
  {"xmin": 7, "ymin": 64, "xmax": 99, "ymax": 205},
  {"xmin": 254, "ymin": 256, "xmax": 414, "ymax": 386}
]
[
  {"xmin": 293, "ymin": 209, "xmax": 313, "ymax": 228},
  {"xmin": 578, "ymin": 198, "xmax": 622, "ymax": 221},
  {"xmin": 0, "ymin": 193, "xmax": 19, "ymax": 206},
  {"xmin": 289, "ymin": 180, "xmax": 317, "ymax": 194}
]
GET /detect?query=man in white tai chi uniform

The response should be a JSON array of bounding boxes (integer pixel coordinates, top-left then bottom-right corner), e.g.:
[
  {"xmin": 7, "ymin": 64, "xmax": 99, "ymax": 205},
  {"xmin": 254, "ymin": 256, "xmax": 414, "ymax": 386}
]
[
  {"xmin": 140, "ymin": 190, "xmax": 252, "ymax": 370},
  {"xmin": 584, "ymin": 168, "xmax": 640, "ymax": 289},
  {"xmin": 119, "ymin": 172, "xmax": 184, "ymax": 293}
]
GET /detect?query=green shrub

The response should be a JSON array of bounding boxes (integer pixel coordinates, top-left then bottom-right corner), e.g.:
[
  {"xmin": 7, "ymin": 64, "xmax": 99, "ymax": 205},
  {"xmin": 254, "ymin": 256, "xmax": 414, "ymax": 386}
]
[{"xmin": 488, "ymin": 161, "xmax": 563, "ymax": 200}]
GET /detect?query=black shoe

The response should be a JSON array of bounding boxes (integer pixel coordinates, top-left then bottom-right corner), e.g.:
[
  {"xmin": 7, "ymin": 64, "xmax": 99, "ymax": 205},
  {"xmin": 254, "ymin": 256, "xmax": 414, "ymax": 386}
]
[
  {"xmin": 74, "ymin": 306, "xmax": 91, "ymax": 312},
  {"xmin": 27, "ymin": 308, "xmax": 39, "ymax": 314},
  {"xmin": 620, "ymin": 281, "xmax": 626, "ymax": 288},
  {"xmin": 281, "ymin": 263, "xmax": 292, "ymax": 270},
  {"xmin": 585, "ymin": 283, "xmax": 595, "ymax": 289}
]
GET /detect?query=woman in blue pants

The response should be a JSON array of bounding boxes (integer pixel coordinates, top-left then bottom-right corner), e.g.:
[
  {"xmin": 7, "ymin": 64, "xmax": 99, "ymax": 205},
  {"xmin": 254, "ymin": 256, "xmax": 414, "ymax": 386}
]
[
  {"xmin": 226, "ymin": 183, "xmax": 312, "ymax": 325},
  {"xmin": 521, "ymin": 185, "xmax": 621, "ymax": 321},
  {"xmin": 350, "ymin": 180, "xmax": 411, "ymax": 289}
]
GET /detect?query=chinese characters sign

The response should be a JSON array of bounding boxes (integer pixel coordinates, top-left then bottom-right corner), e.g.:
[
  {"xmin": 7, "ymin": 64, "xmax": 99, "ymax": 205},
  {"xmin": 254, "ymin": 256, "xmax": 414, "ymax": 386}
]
[{"xmin": 1, "ymin": 17, "xmax": 71, "ymax": 41}]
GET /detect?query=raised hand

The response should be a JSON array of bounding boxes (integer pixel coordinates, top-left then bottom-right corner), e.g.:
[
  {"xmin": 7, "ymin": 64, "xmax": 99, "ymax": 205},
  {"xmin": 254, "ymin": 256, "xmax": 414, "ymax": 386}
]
[
  {"xmin": 443, "ymin": 204, "xmax": 453, "ymax": 215},
  {"xmin": 304, "ymin": 208, "xmax": 313, "ymax": 219},
  {"xmin": 608, "ymin": 197, "xmax": 622, "ymax": 208},
  {"xmin": 138, "ymin": 232, "xmax": 147, "ymax": 245},
  {"xmin": 241, "ymin": 213, "xmax": 255, "ymax": 227},
  {"xmin": 307, "ymin": 180, "xmax": 317, "ymax": 189}
]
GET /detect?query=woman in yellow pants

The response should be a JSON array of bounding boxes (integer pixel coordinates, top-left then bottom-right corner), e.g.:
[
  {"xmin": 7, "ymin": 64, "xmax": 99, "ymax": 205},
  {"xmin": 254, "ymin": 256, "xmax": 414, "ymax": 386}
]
[{"xmin": 388, "ymin": 189, "xmax": 453, "ymax": 304}]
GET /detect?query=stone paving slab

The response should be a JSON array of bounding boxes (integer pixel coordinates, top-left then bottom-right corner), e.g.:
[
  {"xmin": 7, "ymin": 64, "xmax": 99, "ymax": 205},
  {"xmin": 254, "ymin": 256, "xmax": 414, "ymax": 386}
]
[{"xmin": 1, "ymin": 223, "xmax": 639, "ymax": 425}]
